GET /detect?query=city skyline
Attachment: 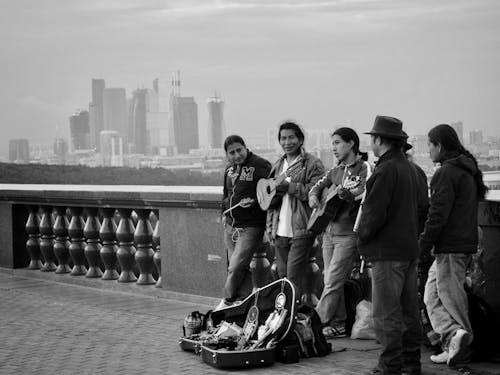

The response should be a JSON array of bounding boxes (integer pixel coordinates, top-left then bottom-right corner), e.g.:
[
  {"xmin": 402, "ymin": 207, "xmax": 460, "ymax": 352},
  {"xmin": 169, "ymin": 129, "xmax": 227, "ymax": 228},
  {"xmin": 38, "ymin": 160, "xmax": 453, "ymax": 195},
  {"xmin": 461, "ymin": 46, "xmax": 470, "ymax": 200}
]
[{"xmin": 2, "ymin": 1, "xmax": 500, "ymax": 155}]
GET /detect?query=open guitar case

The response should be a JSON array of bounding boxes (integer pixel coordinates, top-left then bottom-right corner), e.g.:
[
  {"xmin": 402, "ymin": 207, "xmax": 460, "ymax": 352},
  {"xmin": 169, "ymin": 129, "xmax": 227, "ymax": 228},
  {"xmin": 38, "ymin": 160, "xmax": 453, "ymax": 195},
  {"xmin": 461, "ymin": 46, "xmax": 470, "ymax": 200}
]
[{"xmin": 179, "ymin": 278, "xmax": 298, "ymax": 369}]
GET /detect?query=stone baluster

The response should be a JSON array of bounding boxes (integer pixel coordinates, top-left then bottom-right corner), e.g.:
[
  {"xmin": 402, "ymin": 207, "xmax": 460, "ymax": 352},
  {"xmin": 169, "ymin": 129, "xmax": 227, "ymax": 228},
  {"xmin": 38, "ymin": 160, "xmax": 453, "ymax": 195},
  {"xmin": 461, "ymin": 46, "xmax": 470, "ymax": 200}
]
[
  {"xmin": 116, "ymin": 208, "xmax": 137, "ymax": 282},
  {"xmin": 301, "ymin": 255, "xmax": 321, "ymax": 307},
  {"xmin": 84, "ymin": 207, "xmax": 102, "ymax": 278},
  {"xmin": 39, "ymin": 206, "xmax": 56, "ymax": 272},
  {"xmin": 152, "ymin": 210, "xmax": 162, "ymax": 288},
  {"xmin": 53, "ymin": 206, "xmax": 71, "ymax": 274},
  {"xmin": 134, "ymin": 209, "xmax": 155, "ymax": 285},
  {"xmin": 250, "ymin": 241, "xmax": 273, "ymax": 289},
  {"xmin": 68, "ymin": 207, "xmax": 87, "ymax": 276},
  {"xmin": 25, "ymin": 205, "xmax": 43, "ymax": 269},
  {"xmin": 99, "ymin": 208, "xmax": 119, "ymax": 280}
]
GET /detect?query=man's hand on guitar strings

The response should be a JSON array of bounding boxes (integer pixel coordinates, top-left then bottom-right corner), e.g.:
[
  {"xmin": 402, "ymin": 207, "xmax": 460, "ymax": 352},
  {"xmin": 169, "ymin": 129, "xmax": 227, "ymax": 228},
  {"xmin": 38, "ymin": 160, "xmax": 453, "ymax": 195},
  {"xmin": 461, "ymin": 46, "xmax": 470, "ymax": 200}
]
[
  {"xmin": 275, "ymin": 180, "xmax": 289, "ymax": 193},
  {"xmin": 309, "ymin": 195, "xmax": 320, "ymax": 209},
  {"xmin": 338, "ymin": 188, "xmax": 355, "ymax": 202}
]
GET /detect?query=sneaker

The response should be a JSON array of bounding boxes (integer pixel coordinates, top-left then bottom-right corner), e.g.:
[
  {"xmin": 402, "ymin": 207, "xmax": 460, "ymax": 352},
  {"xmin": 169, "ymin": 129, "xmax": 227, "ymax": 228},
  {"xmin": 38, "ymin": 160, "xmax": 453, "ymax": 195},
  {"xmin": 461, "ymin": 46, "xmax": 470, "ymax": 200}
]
[
  {"xmin": 430, "ymin": 351, "xmax": 448, "ymax": 364},
  {"xmin": 214, "ymin": 299, "xmax": 232, "ymax": 311},
  {"xmin": 447, "ymin": 329, "xmax": 472, "ymax": 366},
  {"xmin": 322, "ymin": 325, "xmax": 347, "ymax": 339}
]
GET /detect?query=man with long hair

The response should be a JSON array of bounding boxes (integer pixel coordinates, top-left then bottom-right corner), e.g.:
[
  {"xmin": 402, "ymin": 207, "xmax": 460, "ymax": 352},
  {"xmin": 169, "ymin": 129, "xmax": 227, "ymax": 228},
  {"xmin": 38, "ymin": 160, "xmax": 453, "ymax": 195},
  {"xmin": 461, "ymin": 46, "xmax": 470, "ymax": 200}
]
[
  {"xmin": 420, "ymin": 124, "xmax": 488, "ymax": 366},
  {"xmin": 266, "ymin": 121, "xmax": 325, "ymax": 299},
  {"xmin": 308, "ymin": 127, "xmax": 370, "ymax": 338}
]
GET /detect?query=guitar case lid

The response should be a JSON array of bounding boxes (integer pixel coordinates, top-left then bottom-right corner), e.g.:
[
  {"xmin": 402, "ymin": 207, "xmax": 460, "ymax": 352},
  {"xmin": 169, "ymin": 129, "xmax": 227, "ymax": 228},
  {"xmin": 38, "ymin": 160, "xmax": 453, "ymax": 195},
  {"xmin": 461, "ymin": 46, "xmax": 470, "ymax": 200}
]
[{"xmin": 180, "ymin": 278, "xmax": 298, "ymax": 368}]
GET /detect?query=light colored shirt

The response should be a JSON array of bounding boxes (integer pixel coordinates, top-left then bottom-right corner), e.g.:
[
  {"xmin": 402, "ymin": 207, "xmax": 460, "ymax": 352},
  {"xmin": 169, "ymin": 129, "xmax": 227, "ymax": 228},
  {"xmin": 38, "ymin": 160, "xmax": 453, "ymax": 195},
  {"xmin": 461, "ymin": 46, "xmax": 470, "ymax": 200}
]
[{"xmin": 276, "ymin": 156, "xmax": 299, "ymax": 238}]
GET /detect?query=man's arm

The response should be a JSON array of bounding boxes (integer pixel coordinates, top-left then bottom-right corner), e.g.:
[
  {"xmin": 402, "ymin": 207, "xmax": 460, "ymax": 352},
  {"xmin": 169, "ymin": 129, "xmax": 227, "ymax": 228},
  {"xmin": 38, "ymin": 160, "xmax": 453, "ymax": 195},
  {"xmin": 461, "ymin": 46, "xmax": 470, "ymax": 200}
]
[
  {"xmin": 419, "ymin": 169, "xmax": 455, "ymax": 253},
  {"xmin": 287, "ymin": 158, "xmax": 326, "ymax": 201},
  {"xmin": 357, "ymin": 166, "xmax": 395, "ymax": 243}
]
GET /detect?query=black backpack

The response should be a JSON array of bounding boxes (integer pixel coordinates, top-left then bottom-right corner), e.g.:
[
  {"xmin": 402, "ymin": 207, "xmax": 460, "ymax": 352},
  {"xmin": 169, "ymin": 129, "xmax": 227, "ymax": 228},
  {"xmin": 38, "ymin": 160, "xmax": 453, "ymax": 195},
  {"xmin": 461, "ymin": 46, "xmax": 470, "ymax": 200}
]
[
  {"xmin": 278, "ymin": 304, "xmax": 331, "ymax": 358},
  {"xmin": 468, "ymin": 292, "xmax": 496, "ymax": 361}
]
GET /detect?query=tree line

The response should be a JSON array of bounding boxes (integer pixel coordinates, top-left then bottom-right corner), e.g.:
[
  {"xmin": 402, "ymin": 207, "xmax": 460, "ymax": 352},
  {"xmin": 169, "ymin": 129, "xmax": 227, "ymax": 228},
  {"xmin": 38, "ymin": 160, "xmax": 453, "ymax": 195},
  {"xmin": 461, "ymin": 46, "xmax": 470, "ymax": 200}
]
[{"xmin": 0, "ymin": 162, "xmax": 223, "ymax": 186}]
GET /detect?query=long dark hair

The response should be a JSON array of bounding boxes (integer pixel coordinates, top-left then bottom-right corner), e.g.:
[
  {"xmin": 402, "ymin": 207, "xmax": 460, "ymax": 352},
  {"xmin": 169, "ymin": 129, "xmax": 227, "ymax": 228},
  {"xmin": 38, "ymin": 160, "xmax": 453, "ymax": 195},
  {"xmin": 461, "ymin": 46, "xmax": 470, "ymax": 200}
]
[
  {"xmin": 332, "ymin": 127, "xmax": 368, "ymax": 161},
  {"xmin": 428, "ymin": 124, "xmax": 488, "ymax": 199}
]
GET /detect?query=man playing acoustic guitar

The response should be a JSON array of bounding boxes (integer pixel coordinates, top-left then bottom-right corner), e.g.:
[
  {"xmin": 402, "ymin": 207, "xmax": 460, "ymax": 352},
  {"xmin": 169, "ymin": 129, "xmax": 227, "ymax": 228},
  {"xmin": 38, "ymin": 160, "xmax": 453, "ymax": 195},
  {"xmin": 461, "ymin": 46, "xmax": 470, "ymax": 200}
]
[
  {"xmin": 308, "ymin": 127, "xmax": 370, "ymax": 338},
  {"xmin": 266, "ymin": 121, "xmax": 325, "ymax": 299}
]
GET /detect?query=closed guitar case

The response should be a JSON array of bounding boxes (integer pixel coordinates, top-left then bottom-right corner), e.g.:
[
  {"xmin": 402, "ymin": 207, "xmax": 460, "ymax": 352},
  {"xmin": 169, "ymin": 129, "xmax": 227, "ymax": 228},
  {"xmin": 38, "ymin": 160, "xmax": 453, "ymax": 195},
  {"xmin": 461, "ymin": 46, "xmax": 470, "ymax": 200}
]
[{"xmin": 180, "ymin": 278, "xmax": 298, "ymax": 369}]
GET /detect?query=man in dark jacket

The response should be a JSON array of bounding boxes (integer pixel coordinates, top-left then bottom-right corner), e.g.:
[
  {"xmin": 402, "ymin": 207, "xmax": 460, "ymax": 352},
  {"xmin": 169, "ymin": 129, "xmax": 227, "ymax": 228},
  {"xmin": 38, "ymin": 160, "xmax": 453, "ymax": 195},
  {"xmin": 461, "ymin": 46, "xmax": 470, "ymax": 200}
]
[
  {"xmin": 420, "ymin": 124, "xmax": 487, "ymax": 366},
  {"xmin": 357, "ymin": 116, "xmax": 422, "ymax": 375},
  {"xmin": 217, "ymin": 135, "xmax": 272, "ymax": 310}
]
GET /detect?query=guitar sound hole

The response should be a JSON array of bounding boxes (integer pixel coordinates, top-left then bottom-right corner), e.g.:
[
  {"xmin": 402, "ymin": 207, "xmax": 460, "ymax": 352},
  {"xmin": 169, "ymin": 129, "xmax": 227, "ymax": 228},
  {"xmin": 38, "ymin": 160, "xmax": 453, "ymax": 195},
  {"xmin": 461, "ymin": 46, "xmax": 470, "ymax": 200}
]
[{"xmin": 266, "ymin": 186, "xmax": 271, "ymax": 194}]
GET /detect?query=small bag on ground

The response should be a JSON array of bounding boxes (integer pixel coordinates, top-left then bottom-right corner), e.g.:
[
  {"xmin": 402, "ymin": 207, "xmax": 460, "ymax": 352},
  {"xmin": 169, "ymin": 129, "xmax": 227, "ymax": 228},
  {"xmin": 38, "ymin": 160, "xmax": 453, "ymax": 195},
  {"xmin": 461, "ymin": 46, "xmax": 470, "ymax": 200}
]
[{"xmin": 350, "ymin": 299, "xmax": 376, "ymax": 340}]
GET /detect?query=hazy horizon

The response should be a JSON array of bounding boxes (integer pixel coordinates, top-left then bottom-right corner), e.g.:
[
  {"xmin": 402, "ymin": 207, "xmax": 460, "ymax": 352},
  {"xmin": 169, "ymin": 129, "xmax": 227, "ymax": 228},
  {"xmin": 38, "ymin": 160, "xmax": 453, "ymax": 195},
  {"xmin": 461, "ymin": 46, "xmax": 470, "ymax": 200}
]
[{"xmin": 2, "ymin": 0, "xmax": 500, "ymax": 154}]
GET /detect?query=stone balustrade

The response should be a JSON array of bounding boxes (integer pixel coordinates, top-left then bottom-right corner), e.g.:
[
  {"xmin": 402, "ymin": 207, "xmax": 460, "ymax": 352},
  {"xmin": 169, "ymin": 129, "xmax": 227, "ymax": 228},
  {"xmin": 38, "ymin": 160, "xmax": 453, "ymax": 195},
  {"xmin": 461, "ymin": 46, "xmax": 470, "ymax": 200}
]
[{"xmin": 0, "ymin": 184, "xmax": 281, "ymax": 300}]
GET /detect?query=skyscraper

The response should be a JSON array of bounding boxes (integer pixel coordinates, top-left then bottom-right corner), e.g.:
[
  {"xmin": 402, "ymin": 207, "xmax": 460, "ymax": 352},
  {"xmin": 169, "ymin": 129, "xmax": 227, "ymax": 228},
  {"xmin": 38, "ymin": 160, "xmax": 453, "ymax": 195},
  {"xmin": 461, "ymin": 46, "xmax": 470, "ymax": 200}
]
[
  {"xmin": 90, "ymin": 79, "xmax": 105, "ymax": 150},
  {"xmin": 207, "ymin": 94, "xmax": 225, "ymax": 149},
  {"xmin": 103, "ymin": 88, "xmax": 127, "ymax": 140},
  {"xmin": 69, "ymin": 109, "xmax": 90, "ymax": 151},
  {"xmin": 451, "ymin": 121, "xmax": 464, "ymax": 144},
  {"xmin": 130, "ymin": 88, "xmax": 148, "ymax": 154},
  {"xmin": 9, "ymin": 139, "xmax": 30, "ymax": 162},
  {"xmin": 169, "ymin": 72, "xmax": 199, "ymax": 154}
]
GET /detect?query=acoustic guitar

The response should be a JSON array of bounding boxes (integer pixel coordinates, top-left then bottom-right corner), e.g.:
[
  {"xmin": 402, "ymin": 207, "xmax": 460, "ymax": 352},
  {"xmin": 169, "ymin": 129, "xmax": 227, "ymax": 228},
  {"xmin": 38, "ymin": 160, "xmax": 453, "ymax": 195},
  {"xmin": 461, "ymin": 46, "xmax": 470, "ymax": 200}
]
[
  {"xmin": 306, "ymin": 176, "xmax": 361, "ymax": 234},
  {"xmin": 256, "ymin": 161, "xmax": 304, "ymax": 210}
]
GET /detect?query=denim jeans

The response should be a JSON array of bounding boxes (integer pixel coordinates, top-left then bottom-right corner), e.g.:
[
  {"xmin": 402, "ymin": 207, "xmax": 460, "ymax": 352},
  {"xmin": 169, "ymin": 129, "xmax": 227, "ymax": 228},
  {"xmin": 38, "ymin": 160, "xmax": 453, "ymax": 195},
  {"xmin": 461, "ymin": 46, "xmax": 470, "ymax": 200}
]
[
  {"xmin": 372, "ymin": 260, "xmax": 422, "ymax": 375},
  {"xmin": 424, "ymin": 253, "xmax": 473, "ymax": 351},
  {"xmin": 223, "ymin": 225, "xmax": 265, "ymax": 303},
  {"xmin": 274, "ymin": 235, "xmax": 315, "ymax": 298},
  {"xmin": 316, "ymin": 233, "xmax": 358, "ymax": 326}
]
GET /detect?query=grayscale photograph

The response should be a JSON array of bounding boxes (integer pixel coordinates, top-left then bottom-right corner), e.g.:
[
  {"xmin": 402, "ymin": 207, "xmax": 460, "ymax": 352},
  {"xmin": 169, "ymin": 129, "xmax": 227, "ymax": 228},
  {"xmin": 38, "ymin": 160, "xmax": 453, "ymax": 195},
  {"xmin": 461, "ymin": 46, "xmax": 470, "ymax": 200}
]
[{"xmin": 0, "ymin": 1, "xmax": 499, "ymax": 374}]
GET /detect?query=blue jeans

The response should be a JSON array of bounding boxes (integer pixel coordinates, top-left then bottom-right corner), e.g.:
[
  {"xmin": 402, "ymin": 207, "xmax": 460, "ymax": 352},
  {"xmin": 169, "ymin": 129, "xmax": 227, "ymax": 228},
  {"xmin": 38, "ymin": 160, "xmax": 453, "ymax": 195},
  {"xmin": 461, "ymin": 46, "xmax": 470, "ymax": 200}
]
[
  {"xmin": 223, "ymin": 225, "xmax": 264, "ymax": 302},
  {"xmin": 274, "ymin": 236, "xmax": 315, "ymax": 298},
  {"xmin": 316, "ymin": 233, "xmax": 358, "ymax": 326},
  {"xmin": 372, "ymin": 260, "xmax": 422, "ymax": 375},
  {"xmin": 424, "ymin": 253, "xmax": 473, "ymax": 351}
]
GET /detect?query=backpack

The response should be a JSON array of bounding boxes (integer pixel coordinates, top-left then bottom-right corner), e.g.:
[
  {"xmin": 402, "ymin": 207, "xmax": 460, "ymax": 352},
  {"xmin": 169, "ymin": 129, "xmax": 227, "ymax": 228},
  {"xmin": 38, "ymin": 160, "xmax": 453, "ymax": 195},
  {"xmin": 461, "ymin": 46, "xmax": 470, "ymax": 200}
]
[
  {"xmin": 468, "ymin": 292, "xmax": 496, "ymax": 361},
  {"xmin": 279, "ymin": 304, "xmax": 331, "ymax": 358}
]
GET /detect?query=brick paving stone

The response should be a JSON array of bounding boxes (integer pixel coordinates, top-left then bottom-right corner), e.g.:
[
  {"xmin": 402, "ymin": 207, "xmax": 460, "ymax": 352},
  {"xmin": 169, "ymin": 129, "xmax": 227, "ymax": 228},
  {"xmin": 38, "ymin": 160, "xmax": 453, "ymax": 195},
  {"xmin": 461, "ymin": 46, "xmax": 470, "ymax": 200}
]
[{"xmin": 0, "ymin": 271, "xmax": 499, "ymax": 375}]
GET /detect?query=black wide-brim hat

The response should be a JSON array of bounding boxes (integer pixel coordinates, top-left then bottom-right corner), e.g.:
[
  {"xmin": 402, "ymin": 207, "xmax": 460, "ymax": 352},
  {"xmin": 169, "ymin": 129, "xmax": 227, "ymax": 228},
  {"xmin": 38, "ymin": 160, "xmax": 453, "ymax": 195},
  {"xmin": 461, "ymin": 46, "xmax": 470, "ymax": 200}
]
[{"xmin": 365, "ymin": 115, "xmax": 408, "ymax": 139}]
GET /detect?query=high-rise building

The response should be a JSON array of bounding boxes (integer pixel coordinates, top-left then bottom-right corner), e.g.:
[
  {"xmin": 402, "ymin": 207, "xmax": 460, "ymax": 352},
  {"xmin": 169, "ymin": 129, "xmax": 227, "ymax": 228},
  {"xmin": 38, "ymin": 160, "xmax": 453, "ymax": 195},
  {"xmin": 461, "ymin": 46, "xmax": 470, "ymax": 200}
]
[
  {"xmin": 148, "ymin": 78, "xmax": 171, "ymax": 155},
  {"xmin": 130, "ymin": 88, "xmax": 148, "ymax": 154},
  {"xmin": 69, "ymin": 109, "xmax": 90, "ymax": 151},
  {"xmin": 9, "ymin": 138, "xmax": 30, "ymax": 162},
  {"xmin": 100, "ymin": 130, "xmax": 123, "ymax": 166},
  {"xmin": 103, "ymin": 88, "xmax": 127, "ymax": 140},
  {"xmin": 207, "ymin": 95, "xmax": 225, "ymax": 149},
  {"xmin": 469, "ymin": 129, "xmax": 483, "ymax": 145},
  {"xmin": 169, "ymin": 72, "xmax": 199, "ymax": 154},
  {"xmin": 451, "ymin": 121, "xmax": 464, "ymax": 144},
  {"xmin": 90, "ymin": 79, "xmax": 105, "ymax": 150}
]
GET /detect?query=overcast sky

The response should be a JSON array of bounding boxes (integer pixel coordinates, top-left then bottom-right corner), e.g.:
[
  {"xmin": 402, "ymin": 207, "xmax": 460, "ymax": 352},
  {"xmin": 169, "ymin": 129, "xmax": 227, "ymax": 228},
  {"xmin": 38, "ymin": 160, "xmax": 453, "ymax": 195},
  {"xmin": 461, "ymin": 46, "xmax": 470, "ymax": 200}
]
[{"xmin": 1, "ymin": 0, "xmax": 499, "ymax": 153}]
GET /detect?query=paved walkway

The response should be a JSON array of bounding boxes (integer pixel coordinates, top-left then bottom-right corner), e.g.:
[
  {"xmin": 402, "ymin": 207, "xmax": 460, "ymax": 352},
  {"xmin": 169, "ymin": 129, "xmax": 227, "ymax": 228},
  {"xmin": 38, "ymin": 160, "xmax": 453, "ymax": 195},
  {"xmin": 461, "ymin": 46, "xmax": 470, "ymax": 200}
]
[{"xmin": 0, "ymin": 270, "xmax": 498, "ymax": 375}]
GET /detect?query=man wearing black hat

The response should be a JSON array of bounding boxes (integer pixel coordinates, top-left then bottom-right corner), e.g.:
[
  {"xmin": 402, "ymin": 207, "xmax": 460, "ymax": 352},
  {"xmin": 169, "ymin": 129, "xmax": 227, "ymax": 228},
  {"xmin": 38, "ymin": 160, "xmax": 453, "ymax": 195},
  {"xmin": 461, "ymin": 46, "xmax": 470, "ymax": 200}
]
[{"xmin": 356, "ymin": 116, "xmax": 422, "ymax": 375}]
